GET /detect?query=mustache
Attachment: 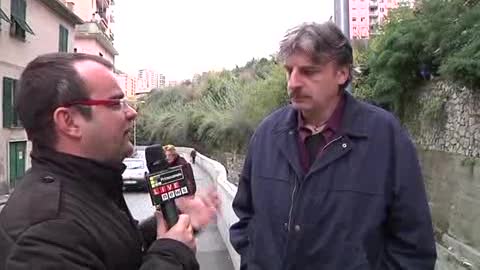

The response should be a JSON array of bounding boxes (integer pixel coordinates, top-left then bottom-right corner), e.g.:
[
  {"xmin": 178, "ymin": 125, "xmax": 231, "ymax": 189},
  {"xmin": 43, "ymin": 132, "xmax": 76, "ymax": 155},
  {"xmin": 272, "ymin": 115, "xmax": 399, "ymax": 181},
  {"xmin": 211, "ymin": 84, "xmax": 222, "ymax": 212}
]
[{"xmin": 288, "ymin": 90, "xmax": 309, "ymax": 99}]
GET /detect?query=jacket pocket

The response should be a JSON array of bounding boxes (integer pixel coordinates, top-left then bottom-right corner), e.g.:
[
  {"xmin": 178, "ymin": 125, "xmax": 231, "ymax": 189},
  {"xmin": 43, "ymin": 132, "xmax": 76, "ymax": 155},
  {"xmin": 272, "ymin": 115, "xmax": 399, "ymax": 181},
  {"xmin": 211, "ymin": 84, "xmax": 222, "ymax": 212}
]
[
  {"xmin": 329, "ymin": 171, "xmax": 385, "ymax": 195},
  {"xmin": 256, "ymin": 166, "xmax": 291, "ymax": 183}
]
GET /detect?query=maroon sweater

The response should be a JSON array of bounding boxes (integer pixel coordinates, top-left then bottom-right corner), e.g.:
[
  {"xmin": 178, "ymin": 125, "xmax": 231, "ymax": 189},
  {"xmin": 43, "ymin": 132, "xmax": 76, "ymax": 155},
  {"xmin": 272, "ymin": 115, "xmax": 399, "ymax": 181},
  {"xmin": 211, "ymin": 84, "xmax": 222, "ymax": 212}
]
[{"xmin": 170, "ymin": 156, "xmax": 196, "ymax": 195}]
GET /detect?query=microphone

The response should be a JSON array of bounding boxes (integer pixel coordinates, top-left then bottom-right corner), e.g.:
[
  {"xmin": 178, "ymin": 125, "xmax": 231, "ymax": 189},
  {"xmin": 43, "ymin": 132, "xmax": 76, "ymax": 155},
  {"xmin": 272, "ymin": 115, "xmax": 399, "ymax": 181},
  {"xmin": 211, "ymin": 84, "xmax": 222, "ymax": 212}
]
[{"xmin": 145, "ymin": 144, "xmax": 191, "ymax": 229}]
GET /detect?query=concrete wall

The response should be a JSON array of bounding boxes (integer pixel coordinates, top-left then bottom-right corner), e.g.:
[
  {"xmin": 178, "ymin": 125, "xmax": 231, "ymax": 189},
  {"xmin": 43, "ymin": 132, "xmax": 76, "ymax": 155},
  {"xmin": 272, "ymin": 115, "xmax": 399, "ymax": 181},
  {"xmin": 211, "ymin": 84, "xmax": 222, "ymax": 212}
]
[
  {"xmin": 177, "ymin": 147, "xmax": 241, "ymax": 270},
  {"xmin": 419, "ymin": 149, "xmax": 480, "ymax": 270},
  {"xmin": 405, "ymin": 80, "xmax": 480, "ymax": 269}
]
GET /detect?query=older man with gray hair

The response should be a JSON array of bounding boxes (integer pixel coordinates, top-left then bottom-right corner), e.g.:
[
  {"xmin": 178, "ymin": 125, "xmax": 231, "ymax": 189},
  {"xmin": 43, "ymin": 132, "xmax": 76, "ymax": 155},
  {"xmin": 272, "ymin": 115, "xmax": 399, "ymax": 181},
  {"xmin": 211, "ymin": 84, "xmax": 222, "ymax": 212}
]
[{"xmin": 230, "ymin": 22, "xmax": 436, "ymax": 270}]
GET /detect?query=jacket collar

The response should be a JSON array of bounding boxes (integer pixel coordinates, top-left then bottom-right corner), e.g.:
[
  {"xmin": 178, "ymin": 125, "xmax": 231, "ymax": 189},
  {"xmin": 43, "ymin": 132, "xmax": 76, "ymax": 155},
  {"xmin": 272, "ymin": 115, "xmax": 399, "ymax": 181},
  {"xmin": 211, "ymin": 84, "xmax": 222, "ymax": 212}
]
[
  {"xmin": 274, "ymin": 92, "xmax": 369, "ymax": 139},
  {"xmin": 30, "ymin": 145, "xmax": 126, "ymax": 200}
]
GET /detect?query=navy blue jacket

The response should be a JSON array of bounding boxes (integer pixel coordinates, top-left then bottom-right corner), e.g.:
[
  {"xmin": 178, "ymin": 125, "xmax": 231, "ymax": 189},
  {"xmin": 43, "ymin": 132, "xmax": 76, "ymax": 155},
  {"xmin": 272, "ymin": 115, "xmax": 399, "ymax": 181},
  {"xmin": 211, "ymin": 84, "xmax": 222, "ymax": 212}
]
[{"xmin": 230, "ymin": 93, "xmax": 436, "ymax": 270}]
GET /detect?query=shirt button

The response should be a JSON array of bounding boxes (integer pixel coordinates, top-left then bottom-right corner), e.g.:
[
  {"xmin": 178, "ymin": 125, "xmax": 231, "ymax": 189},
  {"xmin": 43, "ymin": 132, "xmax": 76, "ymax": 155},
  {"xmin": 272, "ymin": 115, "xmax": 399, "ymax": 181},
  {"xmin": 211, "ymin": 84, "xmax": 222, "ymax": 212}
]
[
  {"xmin": 294, "ymin": 225, "xmax": 301, "ymax": 232},
  {"xmin": 342, "ymin": 143, "xmax": 347, "ymax": 148},
  {"xmin": 42, "ymin": 176, "xmax": 55, "ymax": 183}
]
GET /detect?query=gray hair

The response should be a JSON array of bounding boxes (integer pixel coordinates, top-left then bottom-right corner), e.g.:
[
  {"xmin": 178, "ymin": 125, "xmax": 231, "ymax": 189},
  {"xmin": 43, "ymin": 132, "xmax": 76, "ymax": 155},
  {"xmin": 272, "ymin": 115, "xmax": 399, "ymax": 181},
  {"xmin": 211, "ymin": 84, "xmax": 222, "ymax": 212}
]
[{"xmin": 278, "ymin": 22, "xmax": 353, "ymax": 89}]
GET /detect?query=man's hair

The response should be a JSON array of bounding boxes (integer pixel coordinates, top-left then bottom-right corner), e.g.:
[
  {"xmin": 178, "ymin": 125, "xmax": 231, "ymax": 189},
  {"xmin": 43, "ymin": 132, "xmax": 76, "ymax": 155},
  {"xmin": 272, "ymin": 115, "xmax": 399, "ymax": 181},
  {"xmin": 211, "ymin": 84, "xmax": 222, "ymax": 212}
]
[
  {"xmin": 278, "ymin": 22, "xmax": 353, "ymax": 89},
  {"xmin": 16, "ymin": 53, "xmax": 114, "ymax": 147},
  {"xmin": 163, "ymin": 144, "xmax": 177, "ymax": 154}
]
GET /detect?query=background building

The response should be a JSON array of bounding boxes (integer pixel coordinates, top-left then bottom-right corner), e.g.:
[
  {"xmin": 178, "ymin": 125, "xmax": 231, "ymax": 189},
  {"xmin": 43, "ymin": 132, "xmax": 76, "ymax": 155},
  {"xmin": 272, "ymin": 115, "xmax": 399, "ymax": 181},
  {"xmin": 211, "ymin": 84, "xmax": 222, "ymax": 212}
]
[
  {"xmin": 338, "ymin": 0, "xmax": 415, "ymax": 39},
  {"xmin": 137, "ymin": 68, "xmax": 165, "ymax": 94},
  {"xmin": 116, "ymin": 72, "xmax": 137, "ymax": 98},
  {"xmin": 0, "ymin": 0, "xmax": 82, "ymax": 194},
  {"xmin": 69, "ymin": 0, "xmax": 118, "ymax": 63}
]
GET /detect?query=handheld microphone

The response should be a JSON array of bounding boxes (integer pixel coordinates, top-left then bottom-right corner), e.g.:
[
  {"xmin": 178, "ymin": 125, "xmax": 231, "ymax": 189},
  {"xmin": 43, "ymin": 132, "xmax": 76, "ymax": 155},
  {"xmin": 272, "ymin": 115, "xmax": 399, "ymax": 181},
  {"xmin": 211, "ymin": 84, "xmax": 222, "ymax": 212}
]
[{"xmin": 145, "ymin": 144, "xmax": 191, "ymax": 229}]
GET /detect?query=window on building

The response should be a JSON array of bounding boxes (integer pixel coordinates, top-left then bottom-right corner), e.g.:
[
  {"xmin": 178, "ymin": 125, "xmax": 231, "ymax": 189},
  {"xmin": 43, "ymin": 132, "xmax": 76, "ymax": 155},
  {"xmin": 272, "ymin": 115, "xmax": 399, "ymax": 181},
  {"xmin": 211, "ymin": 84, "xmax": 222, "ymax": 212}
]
[
  {"xmin": 352, "ymin": 17, "xmax": 357, "ymax": 21},
  {"xmin": 74, "ymin": 48, "xmax": 77, "ymax": 53},
  {"xmin": 361, "ymin": 17, "xmax": 365, "ymax": 22},
  {"xmin": 380, "ymin": 7, "xmax": 385, "ymax": 12},
  {"xmin": 10, "ymin": 0, "xmax": 34, "ymax": 40},
  {"xmin": 58, "ymin": 25, "xmax": 69, "ymax": 52},
  {"xmin": 2, "ymin": 77, "xmax": 21, "ymax": 128}
]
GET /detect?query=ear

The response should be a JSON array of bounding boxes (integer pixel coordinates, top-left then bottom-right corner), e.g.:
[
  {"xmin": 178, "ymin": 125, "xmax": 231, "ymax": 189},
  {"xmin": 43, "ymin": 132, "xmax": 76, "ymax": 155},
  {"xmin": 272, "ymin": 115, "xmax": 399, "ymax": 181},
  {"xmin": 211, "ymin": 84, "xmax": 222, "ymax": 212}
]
[
  {"xmin": 335, "ymin": 65, "xmax": 350, "ymax": 86},
  {"xmin": 53, "ymin": 107, "xmax": 82, "ymax": 139}
]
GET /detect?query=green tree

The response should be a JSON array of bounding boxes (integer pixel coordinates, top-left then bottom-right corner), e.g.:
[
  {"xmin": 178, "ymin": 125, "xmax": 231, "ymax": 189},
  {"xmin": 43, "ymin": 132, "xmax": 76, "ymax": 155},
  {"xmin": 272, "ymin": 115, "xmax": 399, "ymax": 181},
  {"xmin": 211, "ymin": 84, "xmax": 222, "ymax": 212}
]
[
  {"xmin": 354, "ymin": 0, "xmax": 480, "ymax": 119},
  {"xmin": 135, "ymin": 57, "xmax": 288, "ymax": 158}
]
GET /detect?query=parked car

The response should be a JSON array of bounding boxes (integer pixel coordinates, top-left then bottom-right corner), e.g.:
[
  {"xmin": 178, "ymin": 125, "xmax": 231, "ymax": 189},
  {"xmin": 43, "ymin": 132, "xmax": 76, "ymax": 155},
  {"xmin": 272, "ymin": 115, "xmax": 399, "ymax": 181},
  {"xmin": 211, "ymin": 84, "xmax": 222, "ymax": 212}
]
[
  {"xmin": 130, "ymin": 145, "xmax": 147, "ymax": 159},
  {"xmin": 122, "ymin": 158, "xmax": 149, "ymax": 191}
]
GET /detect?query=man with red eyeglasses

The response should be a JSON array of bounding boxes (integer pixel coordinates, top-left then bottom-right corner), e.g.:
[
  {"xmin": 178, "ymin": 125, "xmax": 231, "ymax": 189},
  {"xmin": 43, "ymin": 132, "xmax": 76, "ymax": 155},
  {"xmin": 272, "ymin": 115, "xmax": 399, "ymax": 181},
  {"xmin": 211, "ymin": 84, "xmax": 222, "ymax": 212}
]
[{"xmin": 0, "ymin": 53, "xmax": 218, "ymax": 270}]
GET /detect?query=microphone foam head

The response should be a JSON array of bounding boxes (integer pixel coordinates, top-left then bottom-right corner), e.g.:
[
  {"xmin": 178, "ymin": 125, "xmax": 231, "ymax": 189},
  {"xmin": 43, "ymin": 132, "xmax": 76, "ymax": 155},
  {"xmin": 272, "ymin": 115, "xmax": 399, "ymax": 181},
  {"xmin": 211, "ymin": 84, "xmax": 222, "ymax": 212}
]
[{"xmin": 145, "ymin": 144, "xmax": 169, "ymax": 172}]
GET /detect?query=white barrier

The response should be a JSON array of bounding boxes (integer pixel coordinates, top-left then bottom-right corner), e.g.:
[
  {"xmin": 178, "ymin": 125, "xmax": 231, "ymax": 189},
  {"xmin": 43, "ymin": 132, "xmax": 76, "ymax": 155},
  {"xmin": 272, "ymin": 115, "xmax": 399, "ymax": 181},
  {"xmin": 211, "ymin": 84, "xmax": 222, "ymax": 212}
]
[{"xmin": 177, "ymin": 148, "xmax": 241, "ymax": 270}]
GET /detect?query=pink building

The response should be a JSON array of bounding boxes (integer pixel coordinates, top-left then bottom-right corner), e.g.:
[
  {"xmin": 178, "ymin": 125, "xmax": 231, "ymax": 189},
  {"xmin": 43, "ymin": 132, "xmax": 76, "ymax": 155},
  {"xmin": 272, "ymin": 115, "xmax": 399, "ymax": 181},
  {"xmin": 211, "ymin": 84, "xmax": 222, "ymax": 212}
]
[
  {"xmin": 116, "ymin": 73, "xmax": 137, "ymax": 98},
  {"xmin": 137, "ymin": 69, "xmax": 165, "ymax": 94},
  {"xmin": 68, "ymin": 0, "xmax": 118, "ymax": 63},
  {"xmin": 349, "ymin": 0, "xmax": 412, "ymax": 39},
  {"xmin": 0, "ymin": 0, "xmax": 82, "ymax": 192}
]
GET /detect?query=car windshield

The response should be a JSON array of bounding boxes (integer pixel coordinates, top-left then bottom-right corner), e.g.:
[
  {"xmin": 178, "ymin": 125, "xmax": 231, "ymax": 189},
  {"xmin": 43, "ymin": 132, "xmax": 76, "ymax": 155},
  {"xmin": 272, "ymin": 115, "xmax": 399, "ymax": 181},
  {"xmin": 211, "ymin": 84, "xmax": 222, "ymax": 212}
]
[{"xmin": 124, "ymin": 160, "xmax": 144, "ymax": 170}]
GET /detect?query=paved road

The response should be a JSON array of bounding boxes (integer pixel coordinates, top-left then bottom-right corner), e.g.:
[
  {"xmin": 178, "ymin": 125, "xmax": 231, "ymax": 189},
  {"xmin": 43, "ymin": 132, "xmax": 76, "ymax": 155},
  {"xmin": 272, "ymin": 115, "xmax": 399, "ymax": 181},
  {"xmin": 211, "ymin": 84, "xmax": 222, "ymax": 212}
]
[{"xmin": 124, "ymin": 162, "xmax": 234, "ymax": 270}]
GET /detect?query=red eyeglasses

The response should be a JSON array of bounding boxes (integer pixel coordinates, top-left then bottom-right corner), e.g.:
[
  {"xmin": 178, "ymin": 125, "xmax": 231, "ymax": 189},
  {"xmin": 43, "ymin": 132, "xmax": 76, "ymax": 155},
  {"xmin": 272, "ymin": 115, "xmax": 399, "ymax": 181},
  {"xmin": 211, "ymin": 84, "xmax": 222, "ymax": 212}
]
[{"xmin": 61, "ymin": 99, "xmax": 133, "ymax": 111}]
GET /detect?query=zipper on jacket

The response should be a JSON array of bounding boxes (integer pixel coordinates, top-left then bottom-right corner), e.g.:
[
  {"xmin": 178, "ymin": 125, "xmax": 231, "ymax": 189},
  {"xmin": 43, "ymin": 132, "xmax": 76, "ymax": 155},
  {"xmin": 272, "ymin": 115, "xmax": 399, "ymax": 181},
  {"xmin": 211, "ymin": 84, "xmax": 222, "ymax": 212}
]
[
  {"xmin": 287, "ymin": 136, "xmax": 344, "ymax": 231},
  {"xmin": 287, "ymin": 177, "xmax": 298, "ymax": 231},
  {"xmin": 320, "ymin": 136, "xmax": 343, "ymax": 155}
]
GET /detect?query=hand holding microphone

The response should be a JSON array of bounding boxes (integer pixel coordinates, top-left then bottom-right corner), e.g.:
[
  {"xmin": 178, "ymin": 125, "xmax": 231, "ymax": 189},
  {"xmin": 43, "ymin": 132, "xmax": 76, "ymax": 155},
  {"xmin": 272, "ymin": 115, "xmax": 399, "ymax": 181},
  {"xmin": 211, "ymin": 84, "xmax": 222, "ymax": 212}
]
[
  {"xmin": 145, "ymin": 144, "xmax": 220, "ymax": 247},
  {"xmin": 156, "ymin": 212, "xmax": 196, "ymax": 252},
  {"xmin": 145, "ymin": 144, "xmax": 196, "ymax": 250}
]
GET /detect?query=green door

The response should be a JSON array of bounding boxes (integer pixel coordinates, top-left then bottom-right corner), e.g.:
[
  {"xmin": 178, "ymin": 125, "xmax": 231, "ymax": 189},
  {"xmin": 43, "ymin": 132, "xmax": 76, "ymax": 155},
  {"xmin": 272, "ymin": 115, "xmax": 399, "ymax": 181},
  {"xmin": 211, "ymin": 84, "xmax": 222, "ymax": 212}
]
[{"xmin": 9, "ymin": 141, "xmax": 26, "ymax": 188}]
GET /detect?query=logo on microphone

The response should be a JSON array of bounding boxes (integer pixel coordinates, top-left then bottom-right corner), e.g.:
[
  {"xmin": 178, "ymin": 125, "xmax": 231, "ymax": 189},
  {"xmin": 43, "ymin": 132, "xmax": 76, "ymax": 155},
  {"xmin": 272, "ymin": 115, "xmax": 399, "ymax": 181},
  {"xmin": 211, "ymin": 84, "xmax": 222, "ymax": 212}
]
[{"xmin": 147, "ymin": 165, "xmax": 190, "ymax": 206}]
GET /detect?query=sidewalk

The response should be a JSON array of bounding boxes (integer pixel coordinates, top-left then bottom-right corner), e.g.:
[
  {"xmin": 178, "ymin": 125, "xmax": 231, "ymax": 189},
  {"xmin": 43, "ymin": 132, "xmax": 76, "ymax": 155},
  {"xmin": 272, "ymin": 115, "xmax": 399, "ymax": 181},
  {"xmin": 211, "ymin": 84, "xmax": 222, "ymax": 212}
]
[{"xmin": 192, "ymin": 163, "xmax": 235, "ymax": 270}]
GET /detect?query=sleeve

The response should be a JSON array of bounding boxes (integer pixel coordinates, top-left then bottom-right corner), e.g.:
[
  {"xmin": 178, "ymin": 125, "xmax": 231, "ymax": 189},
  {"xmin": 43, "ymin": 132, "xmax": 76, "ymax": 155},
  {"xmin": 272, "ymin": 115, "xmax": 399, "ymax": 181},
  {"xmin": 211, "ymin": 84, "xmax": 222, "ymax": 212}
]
[
  {"xmin": 382, "ymin": 123, "xmax": 437, "ymax": 269},
  {"xmin": 229, "ymin": 136, "xmax": 255, "ymax": 270},
  {"xmin": 140, "ymin": 239, "xmax": 199, "ymax": 270},
  {"xmin": 139, "ymin": 215, "xmax": 157, "ymax": 249},
  {"xmin": 4, "ymin": 220, "xmax": 106, "ymax": 270}
]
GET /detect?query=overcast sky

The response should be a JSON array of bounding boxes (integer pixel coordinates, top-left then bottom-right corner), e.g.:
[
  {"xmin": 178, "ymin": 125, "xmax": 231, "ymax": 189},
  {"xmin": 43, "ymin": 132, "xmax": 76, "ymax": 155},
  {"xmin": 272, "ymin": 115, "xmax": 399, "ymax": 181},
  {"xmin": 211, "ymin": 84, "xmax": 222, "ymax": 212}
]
[{"xmin": 114, "ymin": 0, "xmax": 334, "ymax": 81}]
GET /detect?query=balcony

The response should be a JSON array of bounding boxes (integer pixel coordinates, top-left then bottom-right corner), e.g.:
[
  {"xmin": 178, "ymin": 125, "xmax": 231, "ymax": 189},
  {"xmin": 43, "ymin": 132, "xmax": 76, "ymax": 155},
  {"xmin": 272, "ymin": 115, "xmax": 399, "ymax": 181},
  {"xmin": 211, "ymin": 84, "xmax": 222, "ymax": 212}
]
[
  {"xmin": 96, "ymin": 0, "xmax": 110, "ymax": 26},
  {"xmin": 75, "ymin": 22, "xmax": 118, "ymax": 56},
  {"xmin": 370, "ymin": 1, "xmax": 378, "ymax": 8},
  {"xmin": 76, "ymin": 22, "xmax": 107, "ymax": 37},
  {"xmin": 369, "ymin": 12, "xmax": 379, "ymax": 18}
]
